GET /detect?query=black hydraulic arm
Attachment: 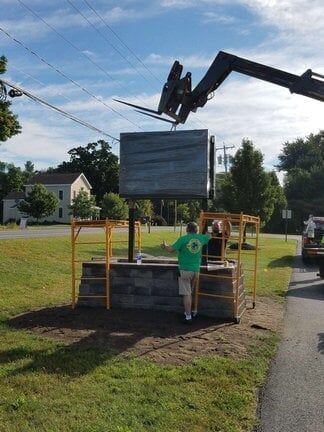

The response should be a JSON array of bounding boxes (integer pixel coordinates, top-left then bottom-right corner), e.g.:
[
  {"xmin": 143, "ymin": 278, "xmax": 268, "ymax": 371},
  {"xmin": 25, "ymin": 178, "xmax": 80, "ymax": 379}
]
[
  {"xmin": 115, "ymin": 50, "xmax": 324, "ymax": 125},
  {"xmin": 175, "ymin": 51, "xmax": 324, "ymax": 124}
]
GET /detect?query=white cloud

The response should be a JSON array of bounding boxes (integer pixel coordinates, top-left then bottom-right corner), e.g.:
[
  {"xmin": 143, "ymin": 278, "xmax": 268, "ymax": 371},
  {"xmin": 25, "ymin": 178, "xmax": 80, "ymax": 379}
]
[
  {"xmin": 189, "ymin": 76, "xmax": 324, "ymax": 170},
  {"xmin": 145, "ymin": 53, "xmax": 213, "ymax": 69},
  {"xmin": 203, "ymin": 12, "xmax": 237, "ymax": 24},
  {"xmin": 0, "ymin": 120, "xmax": 78, "ymax": 168}
]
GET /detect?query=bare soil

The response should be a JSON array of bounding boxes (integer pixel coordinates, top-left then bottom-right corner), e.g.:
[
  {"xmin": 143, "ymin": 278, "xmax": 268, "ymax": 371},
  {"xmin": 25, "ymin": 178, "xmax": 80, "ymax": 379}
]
[{"xmin": 9, "ymin": 297, "xmax": 283, "ymax": 365}]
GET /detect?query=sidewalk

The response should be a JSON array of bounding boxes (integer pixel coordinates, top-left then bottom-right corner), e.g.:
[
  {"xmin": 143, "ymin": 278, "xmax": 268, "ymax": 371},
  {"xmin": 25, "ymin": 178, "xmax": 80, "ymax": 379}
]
[{"xmin": 256, "ymin": 250, "xmax": 324, "ymax": 431}]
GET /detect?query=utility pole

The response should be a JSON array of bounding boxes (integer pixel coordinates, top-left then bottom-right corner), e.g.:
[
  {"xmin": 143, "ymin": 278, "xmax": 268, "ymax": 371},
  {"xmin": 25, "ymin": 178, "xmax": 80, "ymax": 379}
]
[{"xmin": 216, "ymin": 142, "xmax": 235, "ymax": 173}]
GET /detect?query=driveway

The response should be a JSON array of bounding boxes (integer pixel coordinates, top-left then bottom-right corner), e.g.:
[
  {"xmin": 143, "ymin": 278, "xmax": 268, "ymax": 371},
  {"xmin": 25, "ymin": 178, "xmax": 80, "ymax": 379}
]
[{"xmin": 256, "ymin": 244, "xmax": 324, "ymax": 431}]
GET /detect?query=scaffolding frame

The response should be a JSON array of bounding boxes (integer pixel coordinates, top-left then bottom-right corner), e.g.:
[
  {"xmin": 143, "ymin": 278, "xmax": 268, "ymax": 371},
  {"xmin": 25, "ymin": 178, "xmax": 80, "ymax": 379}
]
[
  {"xmin": 71, "ymin": 219, "xmax": 141, "ymax": 309},
  {"xmin": 195, "ymin": 211, "xmax": 260, "ymax": 323}
]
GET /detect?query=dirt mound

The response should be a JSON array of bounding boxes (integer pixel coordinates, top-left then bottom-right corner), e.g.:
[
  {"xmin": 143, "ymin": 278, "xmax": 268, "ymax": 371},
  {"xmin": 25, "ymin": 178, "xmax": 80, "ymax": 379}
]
[{"xmin": 9, "ymin": 298, "xmax": 283, "ymax": 365}]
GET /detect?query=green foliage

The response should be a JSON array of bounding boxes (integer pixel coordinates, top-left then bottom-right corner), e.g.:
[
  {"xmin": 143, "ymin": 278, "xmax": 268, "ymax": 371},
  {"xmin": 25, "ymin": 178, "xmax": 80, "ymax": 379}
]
[
  {"xmin": 18, "ymin": 184, "xmax": 59, "ymax": 222},
  {"xmin": 0, "ymin": 56, "xmax": 21, "ymax": 142},
  {"xmin": 70, "ymin": 189, "xmax": 98, "ymax": 219},
  {"xmin": 0, "ymin": 234, "xmax": 295, "ymax": 431},
  {"xmin": 277, "ymin": 132, "xmax": 324, "ymax": 172},
  {"xmin": 101, "ymin": 192, "xmax": 128, "ymax": 220},
  {"xmin": 186, "ymin": 200, "xmax": 202, "ymax": 221},
  {"xmin": 263, "ymin": 171, "xmax": 287, "ymax": 233},
  {"xmin": 278, "ymin": 132, "xmax": 324, "ymax": 230},
  {"xmin": 177, "ymin": 203, "xmax": 190, "ymax": 222},
  {"xmin": 23, "ymin": 161, "xmax": 35, "ymax": 182},
  {"xmin": 54, "ymin": 140, "xmax": 119, "ymax": 202},
  {"xmin": 220, "ymin": 139, "xmax": 276, "ymax": 224},
  {"xmin": 135, "ymin": 199, "xmax": 153, "ymax": 218},
  {"xmin": 0, "ymin": 163, "xmax": 25, "ymax": 215}
]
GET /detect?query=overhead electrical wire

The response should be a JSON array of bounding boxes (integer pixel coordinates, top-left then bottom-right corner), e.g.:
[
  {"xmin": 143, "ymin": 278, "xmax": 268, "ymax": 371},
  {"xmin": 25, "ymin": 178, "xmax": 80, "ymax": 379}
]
[
  {"xmin": 1, "ymin": 78, "xmax": 120, "ymax": 142},
  {"xmin": 10, "ymin": 64, "xmax": 80, "ymax": 107},
  {"xmin": 66, "ymin": 0, "xmax": 159, "ymax": 94},
  {"xmin": 0, "ymin": 26, "xmax": 143, "ymax": 130},
  {"xmin": 82, "ymin": 0, "xmax": 162, "ymax": 85},
  {"xmin": 15, "ymin": 0, "xmax": 208, "ymax": 133},
  {"xmin": 16, "ymin": 0, "xmax": 154, "ymax": 111}
]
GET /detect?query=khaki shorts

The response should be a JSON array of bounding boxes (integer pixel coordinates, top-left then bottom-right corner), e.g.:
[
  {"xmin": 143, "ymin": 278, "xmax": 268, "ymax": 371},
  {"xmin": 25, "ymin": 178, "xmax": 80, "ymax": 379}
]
[{"xmin": 178, "ymin": 270, "xmax": 199, "ymax": 296}]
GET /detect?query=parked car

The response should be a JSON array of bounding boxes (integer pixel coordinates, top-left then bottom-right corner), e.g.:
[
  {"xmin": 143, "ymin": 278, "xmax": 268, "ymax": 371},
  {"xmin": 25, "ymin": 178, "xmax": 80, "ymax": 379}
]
[{"xmin": 302, "ymin": 216, "xmax": 324, "ymax": 264}]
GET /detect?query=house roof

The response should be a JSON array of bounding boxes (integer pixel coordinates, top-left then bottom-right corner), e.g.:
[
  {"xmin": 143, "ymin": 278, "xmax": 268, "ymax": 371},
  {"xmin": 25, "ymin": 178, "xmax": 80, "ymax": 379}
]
[
  {"xmin": 27, "ymin": 172, "xmax": 91, "ymax": 188},
  {"xmin": 3, "ymin": 191, "xmax": 25, "ymax": 200}
]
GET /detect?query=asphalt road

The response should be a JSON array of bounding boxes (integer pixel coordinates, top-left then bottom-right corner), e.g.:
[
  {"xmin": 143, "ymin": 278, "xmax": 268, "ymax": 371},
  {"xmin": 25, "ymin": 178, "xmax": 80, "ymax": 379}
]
[
  {"xmin": 256, "ymin": 244, "xmax": 324, "ymax": 431},
  {"xmin": 0, "ymin": 227, "xmax": 300, "ymax": 241},
  {"xmin": 0, "ymin": 225, "xmax": 182, "ymax": 240}
]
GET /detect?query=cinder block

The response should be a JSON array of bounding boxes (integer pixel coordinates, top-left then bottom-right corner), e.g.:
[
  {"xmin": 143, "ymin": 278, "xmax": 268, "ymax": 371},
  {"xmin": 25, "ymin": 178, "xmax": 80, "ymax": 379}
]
[
  {"xmin": 111, "ymin": 294, "xmax": 134, "ymax": 307},
  {"xmin": 151, "ymin": 279, "xmax": 179, "ymax": 297},
  {"xmin": 152, "ymin": 296, "xmax": 181, "ymax": 307},
  {"xmin": 129, "ymin": 268, "xmax": 153, "ymax": 279},
  {"xmin": 131, "ymin": 286, "xmax": 151, "ymax": 296},
  {"xmin": 132, "ymin": 295, "xmax": 153, "ymax": 308}
]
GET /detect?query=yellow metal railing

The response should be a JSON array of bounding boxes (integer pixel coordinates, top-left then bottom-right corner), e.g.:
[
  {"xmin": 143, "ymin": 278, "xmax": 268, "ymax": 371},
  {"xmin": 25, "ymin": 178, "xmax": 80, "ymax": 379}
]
[
  {"xmin": 71, "ymin": 219, "xmax": 141, "ymax": 309},
  {"xmin": 195, "ymin": 211, "xmax": 260, "ymax": 323}
]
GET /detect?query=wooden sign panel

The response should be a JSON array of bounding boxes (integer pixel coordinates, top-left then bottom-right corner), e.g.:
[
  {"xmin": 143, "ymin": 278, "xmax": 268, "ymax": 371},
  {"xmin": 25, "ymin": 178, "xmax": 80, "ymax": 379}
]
[{"xmin": 119, "ymin": 129, "xmax": 210, "ymax": 199}]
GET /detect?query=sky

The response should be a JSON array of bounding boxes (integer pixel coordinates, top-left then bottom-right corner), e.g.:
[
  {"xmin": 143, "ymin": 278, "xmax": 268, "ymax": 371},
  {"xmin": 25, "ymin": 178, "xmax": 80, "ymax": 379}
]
[{"xmin": 0, "ymin": 0, "xmax": 323, "ymax": 178}]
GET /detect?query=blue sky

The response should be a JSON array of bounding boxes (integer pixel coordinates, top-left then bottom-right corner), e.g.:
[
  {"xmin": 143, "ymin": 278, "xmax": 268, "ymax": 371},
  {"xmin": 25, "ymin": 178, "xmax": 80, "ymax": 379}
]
[{"xmin": 0, "ymin": 0, "xmax": 323, "ymax": 177}]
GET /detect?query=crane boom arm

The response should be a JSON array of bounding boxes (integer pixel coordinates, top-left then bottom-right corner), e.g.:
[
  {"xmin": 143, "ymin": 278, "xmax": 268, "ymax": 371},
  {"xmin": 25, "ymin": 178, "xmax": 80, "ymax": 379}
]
[
  {"xmin": 160, "ymin": 51, "xmax": 324, "ymax": 124},
  {"xmin": 115, "ymin": 50, "xmax": 324, "ymax": 125}
]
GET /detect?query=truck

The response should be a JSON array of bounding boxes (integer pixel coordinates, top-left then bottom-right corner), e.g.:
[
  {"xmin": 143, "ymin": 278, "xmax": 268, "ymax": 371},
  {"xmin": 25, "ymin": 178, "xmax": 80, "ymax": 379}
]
[{"xmin": 302, "ymin": 216, "xmax": 324, "ymax": 277}]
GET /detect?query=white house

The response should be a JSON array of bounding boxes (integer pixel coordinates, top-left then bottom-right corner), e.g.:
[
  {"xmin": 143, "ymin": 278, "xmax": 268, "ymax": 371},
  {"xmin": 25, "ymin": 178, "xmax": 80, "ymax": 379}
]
[{"xmin": 2, "ymin": 172, "xmax": 92, "ymax": 224}]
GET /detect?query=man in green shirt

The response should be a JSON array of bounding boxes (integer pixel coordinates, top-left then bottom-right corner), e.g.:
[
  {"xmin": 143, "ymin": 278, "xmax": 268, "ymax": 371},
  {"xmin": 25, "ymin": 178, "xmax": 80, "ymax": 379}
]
[{"xmin": 161, "ymin": 222, "xmax": 210, "ymax": 323}]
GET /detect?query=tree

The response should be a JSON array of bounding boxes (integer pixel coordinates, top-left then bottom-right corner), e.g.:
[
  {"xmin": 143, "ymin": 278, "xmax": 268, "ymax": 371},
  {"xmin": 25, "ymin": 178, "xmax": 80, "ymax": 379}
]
[
  {"xmin": 54, "ymin": 140, "xmax": 119, "ymax": 202},
  {"xmin": 277, "ymin": 132, "xmax": 324, "ymax": 172},
  {"xmin": 23, "ymin": 161, "xmax": 35, "ymax": 182},
  {"xmin": 278, "ymin": 132, "xmax": 324, "ymax": 231},
  {"xmin": 0, "ymin": 56, "xmax": 21, "ymax": 142},
  {"xmin": 177, "ymin": 203, "xmax": 190, "ymax": 223},
  {"xmin": 18, "ymin": 184, "xmax": 58, "ymax": 222},
  {"xmin": 101, "ymin": 192, "xmax": 128, "ymax": 220},
  {"xmin": 263, "ymin": 171, "xmax": 287, "ymax": 233},
  {"xmin": 70, "ymin": 189, "xmax": 98, "ymax": 220},
  {"xmin": 135, "ymin": 199, "xmax": 153, "ymax": 219},
  {"xmin": 0, "ymin": 163, "xmax": 25, "ymax": 202},
  {"xmin": 220, "ymin": 139, "xmax": 276, "ymax": 225}
]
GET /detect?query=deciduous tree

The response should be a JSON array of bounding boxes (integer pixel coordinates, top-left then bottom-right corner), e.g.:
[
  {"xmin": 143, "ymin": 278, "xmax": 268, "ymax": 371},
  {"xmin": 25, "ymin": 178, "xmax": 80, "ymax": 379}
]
[
  {"xmin": 70, "ymin": 189, "xmax": 98, "ymax": 220},
  {"xmin": 54, "ymin": 140, "xmax": 119, "ymax": 202},
  {"xmin": 220, "ymin": 139, "xmax": 276, "ymax": 224},
  {"xmin": 101, "ymin": 192, "xmax": 128, "ymax": 220},
  {"xmin": 18, "ymin": 184, "xmax": 58, "ymax": 223},
  {"xmin": 0, "ymin": 56, "xmax": 21, "ymax": 142}
]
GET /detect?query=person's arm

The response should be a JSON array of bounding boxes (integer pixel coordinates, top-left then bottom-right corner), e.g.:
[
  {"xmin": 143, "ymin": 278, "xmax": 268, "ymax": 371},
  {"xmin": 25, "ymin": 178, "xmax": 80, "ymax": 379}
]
[{"xmin": 161, "ymin": 240, "xmax": 175, "ymax": 253}]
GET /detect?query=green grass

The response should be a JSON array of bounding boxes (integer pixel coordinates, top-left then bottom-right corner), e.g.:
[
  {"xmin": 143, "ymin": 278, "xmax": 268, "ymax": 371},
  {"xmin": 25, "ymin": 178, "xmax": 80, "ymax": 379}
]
[{"xmin": 0, "ymin": 231, "xmax": 296, "ymax": 432}]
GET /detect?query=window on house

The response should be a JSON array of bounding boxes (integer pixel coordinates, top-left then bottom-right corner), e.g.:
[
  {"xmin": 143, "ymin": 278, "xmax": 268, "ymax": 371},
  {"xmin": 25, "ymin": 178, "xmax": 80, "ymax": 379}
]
[
  {"xmin": 73, "ymin": 190, "xmax": 76, "ymax": 199},
  {"xmin": 59, "ymin": 208, "xmax": 63, "ymax": 218},
  {"xmin": 59, "ymin": 190, "xmax": 63, "ymax": 200}
]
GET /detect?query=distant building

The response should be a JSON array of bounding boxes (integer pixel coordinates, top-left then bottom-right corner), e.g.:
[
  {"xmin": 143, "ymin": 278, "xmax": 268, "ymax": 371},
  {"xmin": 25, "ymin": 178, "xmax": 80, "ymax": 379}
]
[{"xmin": 2, "ymin": 172, "xmax": 92, "ymax": 224}]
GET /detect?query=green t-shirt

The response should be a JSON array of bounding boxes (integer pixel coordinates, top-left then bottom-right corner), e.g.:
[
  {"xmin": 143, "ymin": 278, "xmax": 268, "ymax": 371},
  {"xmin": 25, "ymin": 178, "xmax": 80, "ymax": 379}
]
[{"xmin": 172, "ymin": 233, "xmax": 210, "ymax": 272}]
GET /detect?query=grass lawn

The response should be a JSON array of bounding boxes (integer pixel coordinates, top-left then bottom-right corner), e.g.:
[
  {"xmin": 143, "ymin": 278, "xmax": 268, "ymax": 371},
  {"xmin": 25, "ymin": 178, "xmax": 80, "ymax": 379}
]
[{"xmin": 0, "ymin": 231, "xmax": 296, "ymax": 432}]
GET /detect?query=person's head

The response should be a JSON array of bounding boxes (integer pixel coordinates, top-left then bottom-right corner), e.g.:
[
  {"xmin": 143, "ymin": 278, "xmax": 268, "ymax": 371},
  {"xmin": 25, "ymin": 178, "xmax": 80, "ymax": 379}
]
[
  {"xmin": 212, "ymin": 220, "xmax": 221, "ymax": 234},
  {"xmin": 186, "ymin": 221, "xmax": 198, "ymax": 234}
]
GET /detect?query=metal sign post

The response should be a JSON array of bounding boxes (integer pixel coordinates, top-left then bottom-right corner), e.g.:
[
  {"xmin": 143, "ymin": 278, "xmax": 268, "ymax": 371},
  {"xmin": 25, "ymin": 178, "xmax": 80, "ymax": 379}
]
[{"xmin": 282, "ymin": 209, "xmax": 292, "ymax": 242}]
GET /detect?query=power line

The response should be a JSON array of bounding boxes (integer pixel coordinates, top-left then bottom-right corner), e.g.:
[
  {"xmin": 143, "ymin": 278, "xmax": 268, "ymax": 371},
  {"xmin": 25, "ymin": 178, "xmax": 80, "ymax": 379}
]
[
  {"xmin": 16, "ymin": 0, "xmax": 210, "ymax": 132},
  {"xmin": 0, "ymin": 26, "xmax": 143, "ymax": 130},
  {"xmin": 66, "ymin": 0, "xmax": 159, "ymax": 93},
  {"xmin": 10, "ymin": 64, "xmax": 79, "ymax": 107},
  {"xmin": 16, "ymin": 0, "xmax": 154, "ymax": 110},
  {"xmin": 1, "ymin": 78, "xmax": 120, "ymax": 142},
  {"xmin": 82, "ymin": 0, "xmax": 162, "ymax": 85}
]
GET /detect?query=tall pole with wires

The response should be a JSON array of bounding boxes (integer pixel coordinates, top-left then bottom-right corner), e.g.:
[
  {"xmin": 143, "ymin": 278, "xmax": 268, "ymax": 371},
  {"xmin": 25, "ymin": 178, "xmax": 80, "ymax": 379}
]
[{"xmin": 216, "ymin": 143, "xmax": 235, "ymax": 173}]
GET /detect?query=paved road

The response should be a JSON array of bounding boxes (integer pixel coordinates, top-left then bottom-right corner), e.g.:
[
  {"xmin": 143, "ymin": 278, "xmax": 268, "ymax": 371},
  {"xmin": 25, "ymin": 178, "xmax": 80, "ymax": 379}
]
[
  {"xmin": 257, "ymin": 244, "xmax": 324, "ymax": 431},
  {"xmin": 0, "ymin": 227, "xmax": 300, "ymax": 241},
  {"xmin": 0, "ymin": 225, "xmax": 182, "ymax": 240}
]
